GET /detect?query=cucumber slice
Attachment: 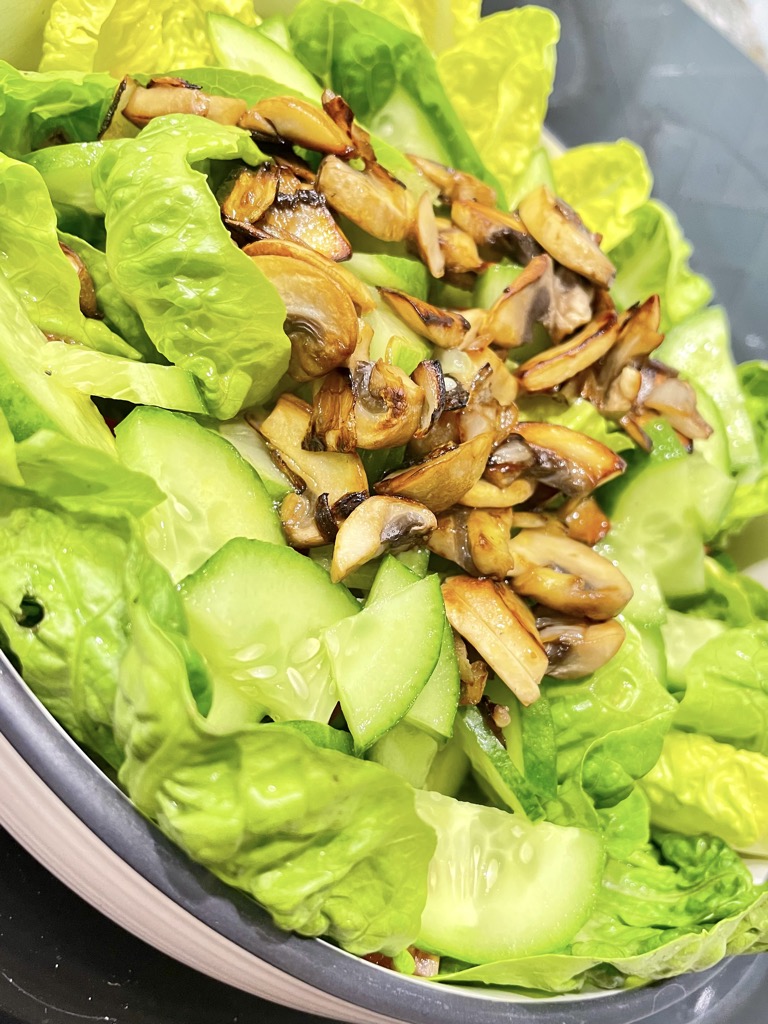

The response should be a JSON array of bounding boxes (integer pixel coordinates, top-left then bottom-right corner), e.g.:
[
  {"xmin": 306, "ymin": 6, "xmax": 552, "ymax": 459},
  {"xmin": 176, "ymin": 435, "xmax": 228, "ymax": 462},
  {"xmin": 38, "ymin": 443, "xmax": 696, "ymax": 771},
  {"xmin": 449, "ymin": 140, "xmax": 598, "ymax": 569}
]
[
  {"xmin": 415, "ymin": 790, "xmax": 604, "ymax": 962},
  {"xmin": 472, "ymin": 262, "xmax": 523, "ymax": 310},
  {"xmin": 208, "ymin": 13, "xmax": 320, "ymax": 99},
  {"xmin": 368, "ymin": 86, "xmax": 448, "ymax": 165},
  {"xmin": 257, "ymin": 14, "xmax": 292, "ymax": 51},
  {"xmin": 324, "ymin": 574, "xmax": 444, "ymax": 752},
  {"xmin": 180, "ymin": 538, "xmax": 359, "ymax": 730},
  {"xmin": 216, "ymin": 418, "xmax": 292, "ymax": 500},
  {"xmin": 365, "ymin": 302, "xmax": 431, "ymax": 369},
  {"xmin": 367, "ymin": 720, "xmax": 439, "ymax": 788},
  {"xmin": 25, "ymin": 143, "xmax": 104, "ymax": 217},
  {"xmin": 367, "ymin": 556, "xmax": 459, "ymax": 740},
  {"xmin": 346, "ymin": 252, "xmax": 429, "ymax": 299},
  {"xmin": 43, "ymin": 341, "xmax": 206, "ymax": 414},
  {"xmin": 115, "ymin": 408, "xmax": 284, "ymax": 582},
  {"xmin": 454, "ymin": 705, "xmax": 544, "ymax": 820}
]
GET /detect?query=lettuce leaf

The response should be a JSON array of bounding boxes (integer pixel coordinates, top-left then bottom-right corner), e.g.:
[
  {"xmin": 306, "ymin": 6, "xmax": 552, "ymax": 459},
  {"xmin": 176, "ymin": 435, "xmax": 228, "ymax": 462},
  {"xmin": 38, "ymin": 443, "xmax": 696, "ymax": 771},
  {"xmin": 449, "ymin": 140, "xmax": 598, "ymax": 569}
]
[
  {"xmin": 0, "ymin": 153, "xmax": 139, "ymax": 359},
  {"xmin": 40, "ymin": 0, "xmax": 256, "ymax": 76},
  {"xmin": 0, "ymin": 408, "xmax": 23, "ymax": 487},
  {"xmin": 720, "ymin": 362, "xmax": 768, "ymax": 532},
  {"xmin": 552, "ymin": 140, "xmax": 652, "ymax": 252},
  {"xmin": 91, "ymin": 115, "xmax": 289, "ymax": 417},
  {"xmin": 0, "ymin": 60, "xmax": 113, "ymax": 158},
  {"xmin": 436, "ymin": 6, "xmax": 558, "ymax": 202},
  {"xmin": 352, "ymin": 0, "xmax": 481, "ymax": 54},
  {"xmin": 609, "ymin": 200, "xmax": 713, "ymax": 331},
  {"xmin": 115, "ymin": 602, "xmax": 436, "ymax": 954}
]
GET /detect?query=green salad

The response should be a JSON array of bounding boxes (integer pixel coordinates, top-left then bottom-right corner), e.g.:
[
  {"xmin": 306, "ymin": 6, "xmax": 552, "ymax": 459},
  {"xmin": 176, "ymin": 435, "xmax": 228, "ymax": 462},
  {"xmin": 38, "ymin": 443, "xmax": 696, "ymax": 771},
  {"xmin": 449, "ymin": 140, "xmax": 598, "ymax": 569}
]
[{"xmin": 2, "ymin": 0, "xmax": 768, "ymax": 996}]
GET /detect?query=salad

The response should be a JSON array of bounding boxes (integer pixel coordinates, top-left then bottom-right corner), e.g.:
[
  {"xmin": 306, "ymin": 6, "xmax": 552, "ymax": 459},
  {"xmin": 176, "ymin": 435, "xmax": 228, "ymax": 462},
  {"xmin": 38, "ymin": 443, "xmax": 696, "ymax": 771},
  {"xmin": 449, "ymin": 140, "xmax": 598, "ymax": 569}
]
[{"xmin": 2, "ymin": 0, "xmax": 768, "ymax": 997}]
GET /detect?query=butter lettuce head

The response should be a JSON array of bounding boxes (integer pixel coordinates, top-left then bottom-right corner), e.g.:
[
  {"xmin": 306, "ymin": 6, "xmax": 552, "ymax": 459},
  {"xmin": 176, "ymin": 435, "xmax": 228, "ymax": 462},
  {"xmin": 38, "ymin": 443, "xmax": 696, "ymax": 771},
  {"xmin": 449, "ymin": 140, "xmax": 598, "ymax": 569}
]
[
  {"xmin": 40, "ymin": 0, "xmax": 256, "ymax": 76},
  {"xmin": 92, "ymin": 115, "xmax": 289, "ymax": 418}
]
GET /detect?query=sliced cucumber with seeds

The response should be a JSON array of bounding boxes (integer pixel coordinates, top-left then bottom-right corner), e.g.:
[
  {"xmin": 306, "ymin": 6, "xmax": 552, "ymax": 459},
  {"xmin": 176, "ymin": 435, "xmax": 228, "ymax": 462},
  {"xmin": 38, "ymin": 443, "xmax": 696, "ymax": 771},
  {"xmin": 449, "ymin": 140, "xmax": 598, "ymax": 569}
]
[{"xmin": 180, "ymin": 538, "xmax": 359, "ymax": 731}]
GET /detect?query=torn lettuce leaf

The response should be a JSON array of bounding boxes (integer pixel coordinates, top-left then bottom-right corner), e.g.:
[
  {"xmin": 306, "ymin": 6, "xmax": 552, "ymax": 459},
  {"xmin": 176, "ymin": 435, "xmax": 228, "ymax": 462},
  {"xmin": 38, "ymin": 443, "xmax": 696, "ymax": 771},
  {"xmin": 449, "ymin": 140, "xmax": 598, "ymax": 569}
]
[
  {"xmin": 40, "ymin": 0, "xmax": 256, "ymax": 76},
  {"xmin": 552, "ymin": 139, "xmax": 652, "ymax": 252},
  {"xmin": 91, "ymin": 115, "xmax": 289, "ymax": 417},
  {"xmin": 0, "ymin": 154, "xmax": 140, "ymax": 359},
  {"xmin": 0, "ymin": 60, "xmax": 114, "ymax": 158},
  {"xmin": 642, "ymin": 730, "xmax": 768, "ymax": 856},
  {"xmin": 115, "ymin": 602, "xmax": 436, "ymax": 954},
  {"xmin": 609, "ymin": 199, "xmax": 713, "ymax": 331}
]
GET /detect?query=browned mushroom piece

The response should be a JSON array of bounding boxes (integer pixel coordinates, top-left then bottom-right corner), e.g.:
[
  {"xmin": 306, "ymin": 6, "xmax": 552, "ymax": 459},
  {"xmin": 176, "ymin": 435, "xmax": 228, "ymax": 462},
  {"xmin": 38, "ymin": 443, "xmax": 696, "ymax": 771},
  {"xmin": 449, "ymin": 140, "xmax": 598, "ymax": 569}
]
[
  {"xmin": 378, "ymin": 288, "xmax": 469, "ymax": 349},
  {"xmin": 513, "ymin": 421, "xmax": 626, "ymax": 496},
  {"xmin": 442, "ymin": 576, "xmax": 547, "ymax": 706},
  {"xmin": 459, "ymin": 363, "xmax": 519, "ymax": 444},
  {"xmin": 316, "ymin": 155, "xmax": 416, "ymax": 242},
  {"xmin": 247, "ymin": 253, "xmax": 359, "ymax": 380},
  {"xmin": 641, "ymin": 370, "xmax": 713, "ymax": 441},
  {"xmin": 351, "ymin": 359, "xmax": 425, "ymax": 450},
  {"xmin": 557, "ymin": 495, "xmax": 611, "ymax": 546},
  {"xmin": 279, "ymin": 491, "xmax": 327, "ymax": 547},
  {"xmin": 121, "ymin": 77, "xmax": 247, "ymax": 127},
  {"xmin": 308, "ymin": 370, "xmax": 357, "ymax": 453},
  {"xmin": 375, "ymin": 432, "xmax": 495, "ymax": 513},
  {"xmin": 517, "ymin": 186, "xmax": 616, "ymax": 288},
  {"xmin": 243, "ymin": 237, "xmax": 374, "ymax": 312},
  {"xmin": 516, "ymin": 310, "xmax": 621, "ymax": 392},
  {"xmin": 482, "ymin": 433, "xmax": 535, "ymax": 488},
  {"xmin": 220, "ymin": 163, "xmax": 280, "ymax": 229},
  {"xmin": 407, "ymin": 154, "xmax": 497, "ymax": 206},
  {"xmin": 257, "ymin": 393, "xmax": 368, "ymax": 505},
  {"xmin": 427, "ymin": 509, "xmax": 477, "ymax": 574},
  {"xmin": 506, "ymin": 528, "xmax": 633, "ymax": 621},
  {"xmin": 473, "ymin": 255, "xmax": 553, "ymax": 350},
  {"xmin": 458, "ymin": 477, "xmax": 537, "ymax": 508},
  {"xmin": 239, "ymin": 96, "xmax": 355, "ymax": 156},
  {"xmin": 451, "ymin": 199, "xmax": 541, "ymax": 263},
  {"xmin": 330, "ymin": 496, "xmax": 436, "ymax": 582},
  {"xmin": 595, "ymin": 295, "xmax": 664, "ymax": 387},
  {"xmin": 465, "ymin": 349, "xmax": 519, "ymax": 406},
  {"xmin": 411, "ymin": 360, "xmax": 447, "ymax": 438},
  {"xmin": 466, "ymin": 508, "xmax": 516, "ymax": 578},
  {"xmin": 410, "ymin": 191, "xmax": 445, "ymax": 279},
  {"xmin": 59, "ymin": 243, "xmax": 99, "ymax": 319},
  {"xmin": 435, "ymin": 217, "xmax": 486, "ymax": 276},
  {"xmin": 454, "ymin": 633, "xmax": 490, "ymax": 705},
  {"xmin": 535, "ymin": 608, "xmax": 626, "ymax": 679},
  {"xmin": 544, "ymin": 266, "xmax": 596, "ymax": 342},
  {"xmin": 321, "ymin": 89, "xmax": 378, "ymax": 165},
  {"xmin": 99, "ymin": 76, "xmax": 142, "ymax": 139}
]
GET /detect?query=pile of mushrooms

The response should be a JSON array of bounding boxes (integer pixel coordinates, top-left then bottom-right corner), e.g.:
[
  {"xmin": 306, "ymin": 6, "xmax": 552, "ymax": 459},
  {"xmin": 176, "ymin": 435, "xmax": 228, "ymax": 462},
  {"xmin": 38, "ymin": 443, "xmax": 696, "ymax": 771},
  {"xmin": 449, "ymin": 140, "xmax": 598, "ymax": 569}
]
[{"xmin": 96, "ymin": 74, "xmax": 716, "ymax": 712}]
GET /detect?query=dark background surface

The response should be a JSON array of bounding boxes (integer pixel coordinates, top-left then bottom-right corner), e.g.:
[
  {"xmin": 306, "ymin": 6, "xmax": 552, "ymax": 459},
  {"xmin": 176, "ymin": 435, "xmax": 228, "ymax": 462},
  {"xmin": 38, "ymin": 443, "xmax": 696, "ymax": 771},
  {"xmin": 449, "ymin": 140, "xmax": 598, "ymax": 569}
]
[{"xmin": 3, "ymin": 1, "xmax": 768, "ymax": 1022}]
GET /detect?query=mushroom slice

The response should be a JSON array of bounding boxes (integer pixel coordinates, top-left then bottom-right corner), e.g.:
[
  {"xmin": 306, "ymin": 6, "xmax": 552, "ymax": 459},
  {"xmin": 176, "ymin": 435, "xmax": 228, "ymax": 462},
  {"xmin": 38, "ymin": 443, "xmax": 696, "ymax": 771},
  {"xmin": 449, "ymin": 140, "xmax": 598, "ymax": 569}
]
[
  {"xmin": 122, "ymin": 77, "xmax": 248, "ymax": 127},
  {"xmin": 257, "ymin": 393, "xmax": 367, "ymax": 503},
  {"xmin": 483, "ymin": 434, "xmax": 534, "ymax": 488},
  {"xmin": 240, "ymin": 96, "xmax": 355, "ymax": 156},
  {"xmin": 375, "ymin": 432, "xmax": 495, "ymax": 514},
  {"xmin": 454, "ymin": 634, "xmax": 490, "ymax": 705},
  {"xmin": 407, "ymin": 409, "xmax": 462, "ymax": 462},
  {"xmin": 254, "ymin": 168, "xmax": 352, "ymax": 262},
  {"xmin": 437, "ymin": 222, "xmax": 486, "ymax": 282},
  {"xmin": 220, "ymin": 163, "xmax": 280, "ymax": 228},
  {"xmin": 309, "ymin": 370, "xmax": 357, "ymax": 452},
  {"xmin": 442, "ymin": 576, "xmax": 547, "ymax": 706},
  {"xmin": 535, "ymin": 610, "xmax": 626, "ymax": 679},
  {"xmin": 379, "ymin": 289, "xmax": 469, "ymax": 349},
  {"xmin": 351, "ymin": 359, "xmax": 424, "ymax": 450},
  {"xmin": 451, "ymin": 200, "xmax": 541, "ymax": 263},
  {"xmin": 280, "ymin": 491, "xmax": 328, "ymax": 548},
  {"xmin": 466, "ymin": 348, "xmax": 519, "ymax": 406},
  {"xmin": 408, "ymin": 154, "xmax": 497, "ymax": 206},
  {"xmin": 516, "ymin": 310, "xmax": 620, "ymax": 392},
  {"xmin": 475, "ymin": 255, "xmax": 554, "ymax": 350},
  {"xmin": 316, "ymin": 155, "xmax": 415, "ymax": 242},
  {"xmin": 458, "ymin": 478, "xmax": 536, "ymax": 509},
  {"xmin": 410, "ymin": 191, "xmax": 445, "ymax": 279},
  {"xmin": 596, "ymin": 295, "xmax": 664, "ymax": 386},
  {"xmin": 643, "ymin": 374, "xmax": 712, "ymax": 441},
  {"xmin": 248, "ymin": 254, "xmax": 359, "ymax": 380},
  {"xmin": 412, "ymin": 360, "xmax": 446, "ymax": 438},
  {"xmin": 321, "ymin": 90, "xmax": 378, "ymax": 164},
  {"xmin": 543, "ymin": 266, "xmax": 595, "ymax": 343},
  {"xmin": 459, "ymin": 363, "xmax": 518, "ymax": 444},
  {"xmin": 330, "ymin": 496, "xmax": 436, "ymax": 582},
  {"xmin": 506, "ymin": 529, "xmax": 633, "ymax": 621},
  {"xmin": 514, "ymin": 421, "xmax": 626, "ymax": 496},
  {"xmin": 243, "ymin": 238, "xmax": 374, "ymax": 312},
  {"xmin": 428, "ymin": 509, "xmax": 476, "ymax": 574},
  {"xmin": 466, "ymin": 508, "xmax": 515, "ymax": 578},
  {"xmin": 557, "ymin": 495, "xmax": 610, "ymax": 546},
  {"xmin": 59, "ymin": 243, "xmax": 99, "ymax": 318},
  {"xmin": 99, "ymin": 76, "xmax": 141, "ymax": 139},
  {"xmin": 517, "ymin": 186, "xmax": 616, "ymax": 288}
]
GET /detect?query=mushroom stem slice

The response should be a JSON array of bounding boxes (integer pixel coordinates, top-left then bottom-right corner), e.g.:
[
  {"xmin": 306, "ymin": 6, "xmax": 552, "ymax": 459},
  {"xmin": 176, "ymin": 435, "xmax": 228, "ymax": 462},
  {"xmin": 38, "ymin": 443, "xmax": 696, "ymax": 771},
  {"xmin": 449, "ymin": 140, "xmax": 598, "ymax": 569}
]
[
  {"xmin": 451, "ymin": 200, "xmax": 541, "ymax": 263},
  {"xmin": 410, "ymin": 191, "xmax": 446, "ymax": 279},
  {"xmin": 240, "ymin": 96, "xmax": 355, "ymax": 156},
  {"xmin": 514, "ymin": 421, "xmax": 626, "ymax": 496},
  {"xmin": 411, "ymin": 360, "xmax": 447, "ymax": 438},
  {"xmin": 379, "ymin": 288, "xmax": 469, "ymax": 349},
  {"xmin": 516, "ymin": 310, "xmax": 620, "ymax": 392},
  {"xmin": 536, "ymin": 611, "xmax": 626, "ymax": 679},
  {"xmin": 248, "ymin": 253, "xmax": 359, "ymax": 381},
  {"xmin": 375, "ymin": 432, "xmax": 495, "ymax": 514},
  {"xmin": 316, "ymin": 155, "xmax": 415, "ymax": 242},
  {"xmin": 506, "ymin": 528, "xmax": 633, "ymax": 621},
  {"xmin": 557, "ymin": 495, "xmax": 610, "ymax": 546},
  {"xmin": 243, "ymin": 237, "xmax": 374, "ymax": 312},
  {"xmin": 442, "ymin": 576, "xmax": 547, "ymax": 706},
  {"xmin": 330, "ymin": 496, "xmax": 436, "ymax": 582},
  {"xmin": 517, "ymin": 185, "xmax": 616, "ymax": 288},
  {"xmin": 309, "ymin": 370, "xmax": 357, "ymax": 452},
  {"xmin": 408, "ymin": 154, "xmax": 497, "ymax": 206},
  {"xmin": 351, "ymin": 360, "xmax": 425, "ymax": 450}
]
